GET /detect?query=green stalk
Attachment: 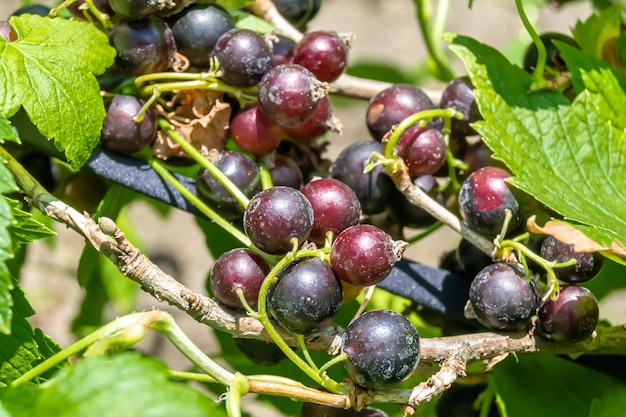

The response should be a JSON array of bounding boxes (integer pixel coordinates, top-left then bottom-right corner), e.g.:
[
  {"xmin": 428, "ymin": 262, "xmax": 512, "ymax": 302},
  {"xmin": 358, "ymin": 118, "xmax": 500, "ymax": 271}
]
[
  {"xmin": 257, "ymin": 158, "xmax": 274, "ymax": 190},
  {"xmin": 413, "ymin": 0, "xmax": 455, "ymax": 81},
  {"xmin": 158, "ymin": 118, "xmax": 250, "ymax": 209},
  {"xmin": 148, "ymin": 158, "xmax": 253, "ymax": 249},
  {"xmin": 515, "ymin": 0, "xmax": 547, "ymax": 90}
]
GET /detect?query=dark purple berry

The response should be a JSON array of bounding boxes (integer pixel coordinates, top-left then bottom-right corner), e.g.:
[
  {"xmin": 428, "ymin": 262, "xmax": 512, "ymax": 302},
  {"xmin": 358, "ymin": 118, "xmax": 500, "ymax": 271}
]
[
  {"xmin": 523, "ymin": 32, "xmax": 579, "ymax": 73},
  {"xmin": 196, "ymin": 151, "xmax": 261, "ymax": 220},
  {"xmin": 170, "ymin": 3, "xmax": 235, "ymax": 67},
  {"xmin": 273, "ymin": 0, "xmax": 322, "ymax": 29},
  {"xmin": 271, "ymin": 35, "xmax": 296, "ymax": 66},
  {"xmin": 439, "ymin": 76, "xmax": 480, "ymax": 137},
  {"xmin": 330, "ymin": 141, "xmax": 394, "ymax": 215},
  {"xmin": 469, "ymin": 263, "xmax": 537, "ymax": 331},
  {"xmin": 100, "ymin": 94, "xmax": 157, "ymax": 154},
  {"xmin": 213, "ymin": 29, "xmax": 272, "ymax": 86},
  {"xmin": 269, "ymin": 258, "xmax": 342, "ymax": 334},
  {"xmin": 109, "ymin": 16, "xmax": 176, "ymax": 75},
  {"xmin": 342, "ymin": 310, "xmax": 420, "ymax": 389},
  {"xmin": 209, "ymin": 248, "xmax": 270, "ymax": 310},
  {"xmin": 269, "ymin": 154, "xmax": 303, "ymax": 189},
  {"xmin": 284, "ymin": 95, "xmax": 334, "ymax": 142},
  {"xmin": 244, "ymin": 186, "xmax": 313, "ymax": 254},
  {"xmin": 458, "ymin": 167, "xmax": 521, "ymax": 236},
  {"xmin": 258, "ymin": 64, "xmax": 327, "ymax": 128},
  {"xmin": 366, "ymin": 84, "xmax": 438, "ymax": 141},
  {"xmin": 540, "ymin": 235, "xmax": 604, "ymax": 283},
  {"xmin": 330, "ymin": 224, "xmax": 399, "ymax": 287},
  {"xmin": 538, "ymin": 285, "xmax": 599, "ymax": 343},
  {"xmin": 301, "ymin": 178, "xmax": 361, "ymax": 244},
  {"xmin": 293, "ymin": 31, "xmax": 349, "ymax": 83}
]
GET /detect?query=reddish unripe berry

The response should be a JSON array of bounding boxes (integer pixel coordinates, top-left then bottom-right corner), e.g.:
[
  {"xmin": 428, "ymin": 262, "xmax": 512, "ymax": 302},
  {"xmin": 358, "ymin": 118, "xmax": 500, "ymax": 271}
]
[
  {"xmin": 396, "ymin": 125, "xmax": 447, "ymax": 176},
  {"xmin": 301, "ymin": 178, "xmax": 362, "ymax": 244},
  {"xmin": 230, "ymin": 106, "xmax": 283, "ymax": 155},
  {"xmin": 330, "ymin": 224, "xmax": 399, "ymax": 287},
  {"xmin": 293, "ymin": 31, "xmax": 349, "ymax": 82},
  {"xmin": 284, "ymin": 95, "xmax": 334, "ymax": 142}
]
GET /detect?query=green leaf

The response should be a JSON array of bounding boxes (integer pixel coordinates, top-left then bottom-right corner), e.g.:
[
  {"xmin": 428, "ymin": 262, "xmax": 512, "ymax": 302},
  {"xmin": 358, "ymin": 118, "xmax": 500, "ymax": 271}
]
[
  {"xmin": 0, "ymin": 114, "xmax": 19, "ymax": 143},
  {"xmin": 0, "ymin": 15, "xmax": 116, "ymax": 168},
  {"xmin": 589, "ymin": 384, "xmax": 626, "ymax": 417},
  {"xmin": 0, "ymin": 284, "xmax": 62, "ymax": 386},
  {"xmin": 0, "ymin": 352, "xmax": 226, "ymax": 417},
  {"xmin": 216, "ymin": 0, "xmax": 254, "ymax": 9},
  {"xmin": 6, "ymin": 198, "xmax": 55, "ymax": 249},
  {"xmin": 230, "ymin": 9, "xmax": 275, "ymax": 34},
  {"xmin": 572, "ymin": 7, "xmax": 621, "ymax": 59},
  {"xmin": 491, "ymin": 355, "xmax": 624, "ymax": 417},
  {"xmin": 447, "ymin": 34, "xmax": 626, "ymax": 258}
]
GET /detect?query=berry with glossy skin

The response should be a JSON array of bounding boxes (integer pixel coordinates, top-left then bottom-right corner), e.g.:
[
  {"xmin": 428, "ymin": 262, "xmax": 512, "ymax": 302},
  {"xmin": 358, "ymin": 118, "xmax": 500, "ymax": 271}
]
[
  {"xmin": 396, "ymin": 125, "xmax": 447, "ymax": 176},
  {"xmin": 330, "ymin": 224, "xmax": 399, "ymax": 287},
  {"xmin": 284, "ymin": 96, "xmax": 334, "ymax": 142},
  {"xmin": 269, "ymin": 258, "xmax": 342, "ymax": 334},
  {"xmin": 100, "ymin": 94, "xmax": 157, "ymax": 155},
  {"xmin": 301, "ymin": 178, "xmax": 362, "ymax": 244},
  {"xmin": 366, "ymin": 84, "xmax": 438, "ymax": 141},
  {"xmin": 109, "ymin": 16, "xmax": 176, "ymax": 75},
  {"xmin": 523, "ymin": 32, "xmax": 579, "ymax": 73},
  {"xmin": 458, "ymin": 166, "xmax": 521, "ymax": 236},
  {"xmin": 209, "ymin": 248, "xmax": 270, "ymax": 310},
  {"xmin": 342, "ymin": 310, "xmax": 420, "ymax": 389},
  {"xmin": 213, "ymin": 29, "xmax": 272, "ymax": 86},
  {"xmin": 196, "ymin": 151, "xmax": 261, "ymax": 220},
  {"xmin": 540, "ymin": 235, "xmax": 604, "ymax": 283},
  {"xmin": 330, "ymin": 140, "xmax": 394, "ymax": 215},
  {"xmin": 293, "ymin": 31, "xmax": 349, "ymax": 82},
  {"xmin": 271, "ymin": 35, "xmax": 297, "ymax": 66},
  {"xmin": 269, "ymin": 154, "xmax": 303, "ymax": 189},
  {"xmin": 244, "ymin": 186, "xmax": 313, "ymax": 254},
  {"xmin": 233, "ymin": 338, "xmax": 286, "ymax": 366},
  {"xmin": 469, "ymin": 263, "xmax": 538, "ymax": 331},
  {"xmin": 537, "ymin": 285, "xmax": 599, "ymax": 343},
  {"xmin": 439, "ymin": 76, "xmax": 480, "ymax": 137},
  {"xmin": 258, "ymin": 64, "xmax": 327, "ymax": 128},
  {"xmin": 230, "ymin": 105, "xmax": 283, "ymax": 156},
  {"xmin": 273, "ymin": 0, "xmax": 322, "ymax": 29},
  {"xmin": 170, "ymin": 4, "xmax": 235, "ymax": 67}
]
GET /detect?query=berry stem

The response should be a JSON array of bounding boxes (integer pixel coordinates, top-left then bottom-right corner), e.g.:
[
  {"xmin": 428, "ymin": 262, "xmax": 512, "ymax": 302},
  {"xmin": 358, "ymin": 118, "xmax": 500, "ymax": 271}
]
[
  {"xmin": 257, "ymin": 158, "xmax": 274, "ymax": 190},
  {"xmin": 515, "ymin": 0, "xmax": 547, "ymax": 90},
  {"xmin": 413, "ymin": 0, "xmax": 456, "ymax": 81},
  {"xmin": 158, "ymin": 118, "xmax": 251, "ymax": 209},
  {"xmin": 148, "ymin": 158, "xmax": 253, "ymax": 249}
]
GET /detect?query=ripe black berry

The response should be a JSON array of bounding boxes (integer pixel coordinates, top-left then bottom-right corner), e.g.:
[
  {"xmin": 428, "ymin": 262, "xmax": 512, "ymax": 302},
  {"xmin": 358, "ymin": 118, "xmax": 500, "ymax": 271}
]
[
  {"xmin": 269, "ymin": 154, "xmax": 303, "ymax": 189},
  {"xmin": 258, "ymin": 64, "xmax": 327, "ymax": 128},
  {"xmin": 439, "ymin": 76, "xmax": 480, "ymax": 137},
  {"xmin": 244, "ymin": 186, "xmax": 313, "ymax": 254},
  {"xmin": 458, "ymin": 166, "xmax": 521, "ymax": 236},
  {"xmin": 209, "ymin": 248, "xmax": 270, "ymax": 310},
  {"xmin": 100, "ymin": 94, "xmax": 157, "ymax": 155},
  {"xmin": 342, "ymin": 310, "xmax": 420, "ymax": 389},
  {"xmin": 268, "ymin": 258, "xmax": 342, "ymax": 334},
  {"xmin": 523, "ymin": 32, "xmax": 578, "ymax": 73},
  {"xmin": 213, "ymin": 29, "xmax": 272, "ymax": 86},
  {"xmin": 469, "ymin": 263, "xmax": 538, "ymax": 331},
  {"xmin": 540, "ymin": 235, "xmax": 604, "ymax": 283},
  {"xmin": 537, "ymin": 285, "xmax": 599, "ymax": 343}
]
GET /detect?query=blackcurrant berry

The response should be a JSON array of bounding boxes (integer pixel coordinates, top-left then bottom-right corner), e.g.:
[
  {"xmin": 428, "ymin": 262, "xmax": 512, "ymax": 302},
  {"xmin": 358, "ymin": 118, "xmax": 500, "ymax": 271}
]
[
  {"xmin": 284, "ymin": 96, "xmax": 334, "ymax": 142},
  {"xmin": 458, "ymin": 166, "xmax": 521, "ymax": 236},
  {"xmin": 366, "ymin": 84, "xmax": 438, "ymax": 142},
  {"xmin": 330, "ymin": 225, "xmax": 399, "ymax": 287},
  {"xmin": 108, "ymin": 0, "xmax": 159, "ymax": 18},
  {"xmin": 523, "ymin": 32, "xmax": 579, "ymax": 73},
  {"xmin": 273, "ymin": 0, "xmax": 322, "ymax": 29},
  {"xmin": 271, "ymin": 35, "xmax": 297, "ymax": 66},
  {"xmin": 439, "ymin": 76, "xmax": 480, "ymax": 138},
  {"xmin": 342, "ymin": 310, "xmax": 420, "ymax": 389},
  {"xmin": 100, "ymin": 94, "xmax": 157, "ymax": 155},
  {"xmin": 391, "ymin": 175, "xmax": 443, "ymax": 229},
  {"xmin": 540, "ymin": 235, "xmax": 604, "ymax": 284},
  {"xmin": 538, "ymin": 285, "xmax": 599, "ymax": 343},
  {"xmin": 209, "ymin": 248, "xmax": 270, "ymax": 310},
  {"xmin": 396, "ymin": 125, "xmax": 447, "ymax": 177},
  {"xmin": 213, "ymin": 29, "xmax": 272, "ymax": 87},
  {"xmin": 258, "ymin": 64, "xmax": 328, "ymax": 128},
  {"xmin": 293, "ymin": 31, "xmax": 349, "ymax": 83},
  {"xmin": 230, "ymin": 105, "xmax": 283, "ymax": 156},
  {"xmin": 269, "ymin": 154, "xmax": 304, "ymax": 189},
  {"xmin": 469, "ymin": 263, "xmax": 538, "ymax": 331},
  {"xmin": 244, "ymin": 186, "xmax": 313, "ymax": 254},
  {"xmin": 268, "ymin": 258, "xmax": 342, "ymax": 334},
  {"xmin": 300, "ymin": 178, "xmax": 362, "ymax": 244}
]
